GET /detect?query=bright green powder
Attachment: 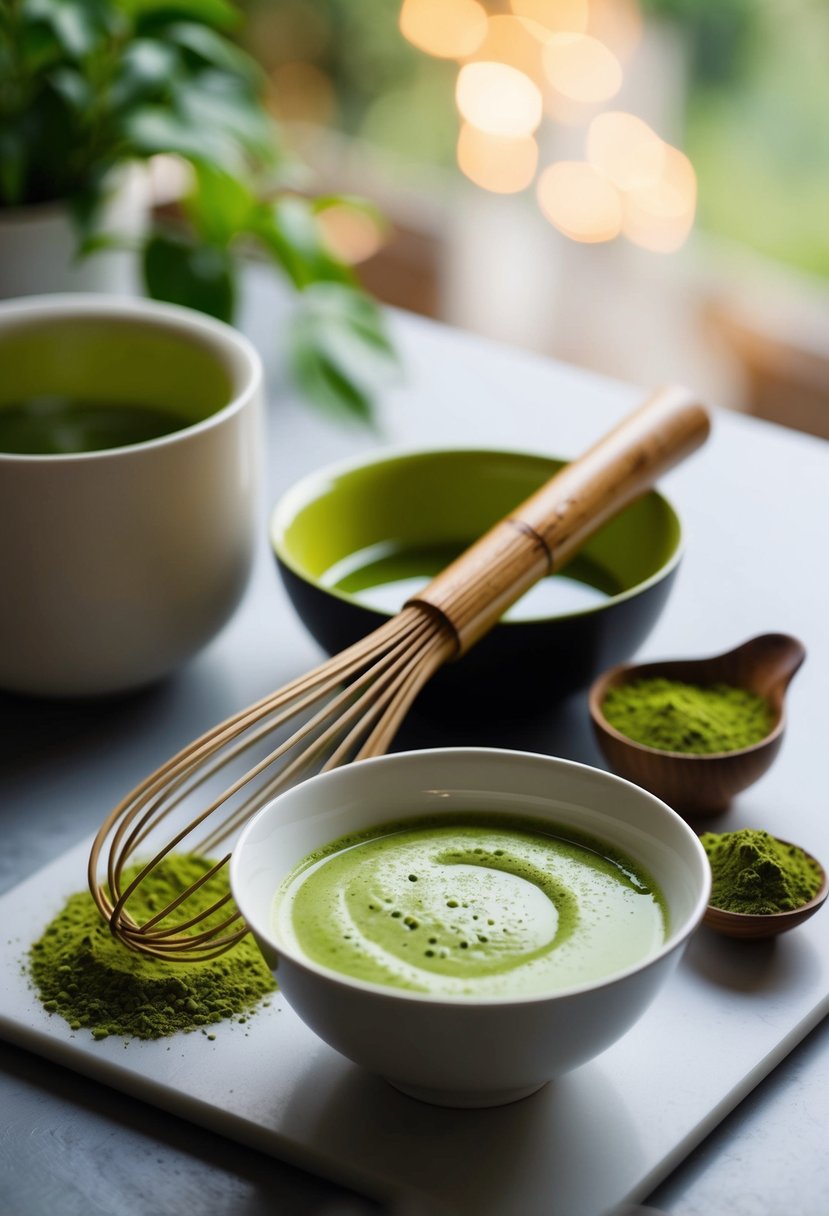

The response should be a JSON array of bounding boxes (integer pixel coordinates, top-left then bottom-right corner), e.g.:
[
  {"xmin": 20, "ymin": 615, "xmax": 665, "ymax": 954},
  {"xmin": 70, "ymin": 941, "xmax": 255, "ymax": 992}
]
[
  {"xmin": 701, "ymin": 829, "xmax": 823, "ymax": 915},
  {"xmin": 602, "ymin": 677, "xmax": 773, "ymax": 754},
  {"xmin": 29, "ymin": 855, "xmax": 275, "ymax": 1041}
]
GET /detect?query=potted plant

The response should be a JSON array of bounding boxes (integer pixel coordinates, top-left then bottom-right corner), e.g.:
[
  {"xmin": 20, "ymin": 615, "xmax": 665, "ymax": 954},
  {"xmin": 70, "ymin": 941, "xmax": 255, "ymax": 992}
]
[{"xmin": 0, "ymin": 0, "xmax": 396, "ymax": 420}]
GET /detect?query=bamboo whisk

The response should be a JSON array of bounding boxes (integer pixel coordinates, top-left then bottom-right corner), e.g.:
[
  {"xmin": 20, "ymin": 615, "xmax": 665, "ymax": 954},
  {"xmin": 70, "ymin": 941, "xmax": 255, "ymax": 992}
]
[{"xmin": 88, "ymin": 386, "xmax": 710, "ymax": 962}]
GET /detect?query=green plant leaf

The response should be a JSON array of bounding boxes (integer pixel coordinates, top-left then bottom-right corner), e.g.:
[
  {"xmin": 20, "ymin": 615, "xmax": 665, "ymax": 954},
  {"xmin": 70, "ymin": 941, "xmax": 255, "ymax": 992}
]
[
  {"xmin": 290, "ymin": 341, "xmax": 375, "ymax": 425},
  {"xmin": 3, "ymin": 0, "xmax": 399, "ymax": 426},
  {"xmin": 163, "ymin": 20, "xmax": 261, "ymax": 81},
  {"xmin": 288, "ymin": 281, "xmax": 399, "ymax": 423},
  {"xmin": 15, "ymin": 85, "xmax": 86, "ymax": 203},
  {"xmin": 18, "ymin": 18, "xmax": 63, "ymax": 73},
  {"xmin": 123, "ymin": 104, "xmax": 244, "ymax": 172},
  {"xmin": 109, "ymin": 39, "xmax": 181, "ymax": 110},
  {"xmin": 257, "ymin": 196, "xmax": 356, "ymax": 290},
  {"xmin": 47, "ymin": 65, "xmax": 93, "ymax": 112},
  {"xmin": 173, "ymin": 71, "xmax": 275, "ymax": 162},
  {"xmin": 118, "ymin": 0, "xmax": 239, "ymax": 30},
  {"xmin": 23, "ymin": 0, "xmax": 113, "ymax": 59},
  {"xmin": 0, "ymin": 131, "xmax": 26, "ymax": 205},
  {"xmin": 184, "ymin": 162, "xmax": 256, "ymax": 245},
  {"xmin": 75, "ymin": 230, "xmax": 135, "ymax": 258},
  {"xmin": 143, "ymin": 230, "xmax": 236, "ymax": 321}
]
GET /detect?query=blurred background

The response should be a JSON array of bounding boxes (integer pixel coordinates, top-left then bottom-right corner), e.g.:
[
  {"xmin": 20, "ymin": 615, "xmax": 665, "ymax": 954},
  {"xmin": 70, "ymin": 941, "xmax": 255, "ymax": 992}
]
[{"xmin": 221, "ymin": 0, "xmax": 828, "ymax": 438}]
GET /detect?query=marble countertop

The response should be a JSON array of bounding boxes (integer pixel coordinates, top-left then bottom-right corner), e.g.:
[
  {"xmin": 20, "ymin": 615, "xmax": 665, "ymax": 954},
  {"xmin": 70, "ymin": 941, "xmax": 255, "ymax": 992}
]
[{"xmin": 1, "ymin": 269, "xmax": 826, "ymax": 1216}]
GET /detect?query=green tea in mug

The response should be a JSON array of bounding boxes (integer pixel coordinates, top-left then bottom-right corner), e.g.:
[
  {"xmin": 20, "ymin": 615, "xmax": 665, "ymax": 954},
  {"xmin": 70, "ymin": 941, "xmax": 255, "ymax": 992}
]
[
  {"xmin": 0, "ymin": 314, "xmax": 233, "ymax": 456},
  {"xmin": 0, "ymin": 395, "xmax": 196, "ymax": 454}
]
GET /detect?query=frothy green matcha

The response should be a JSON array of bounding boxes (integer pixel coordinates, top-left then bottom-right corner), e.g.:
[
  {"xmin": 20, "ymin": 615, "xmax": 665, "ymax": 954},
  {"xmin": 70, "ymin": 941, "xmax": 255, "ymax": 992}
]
[{"xmin": 275, "ymin": 814, "xmax": 667, "ymax": 997}]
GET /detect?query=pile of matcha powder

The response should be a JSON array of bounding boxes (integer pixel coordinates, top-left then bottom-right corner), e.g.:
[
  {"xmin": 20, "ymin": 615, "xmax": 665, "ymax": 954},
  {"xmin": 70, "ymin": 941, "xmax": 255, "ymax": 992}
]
[
  {"xmin": 29, "ymin": 855, "xmax": 276, "ymax": 1041},
  {"xmin": 602, "ymin": 677, "xmax": 773, "ymax": 754},
  {"xmin": 701, "ymin": 829, "xmax": 823, "ymax": 915}
]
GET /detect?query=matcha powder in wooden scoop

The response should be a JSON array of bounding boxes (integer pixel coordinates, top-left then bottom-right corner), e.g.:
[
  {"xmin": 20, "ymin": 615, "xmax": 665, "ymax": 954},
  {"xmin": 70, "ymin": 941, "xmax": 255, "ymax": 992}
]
[
  {"xmin": 601, "ymin": 678, "xmax": 773, "ymax": 754},
  {"xmin": 29, "ymin": 855, "xmax": 275, "ymax": 1041},
  {"xmin": 701, "ymin": 829, "xmax": 823, "ymax": 915}
]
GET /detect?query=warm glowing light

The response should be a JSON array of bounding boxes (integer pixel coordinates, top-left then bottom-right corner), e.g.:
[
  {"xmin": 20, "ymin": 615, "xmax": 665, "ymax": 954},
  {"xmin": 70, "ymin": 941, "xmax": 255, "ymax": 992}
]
[
  {"xmin": 464, "ymin": 15, "xmax": 546, "ymax": 88},
  {"xmin": 622, "ymin": 144, "xmax": 697, "ymax": 252},
  {"xmin": 542, "ymin": 87, "xmax": 594, "ymax": 126},
  {"xmin": 403, "ymin": 0, "xmax": 693, "ymax": 256},
  {"xmin": 457, "ymin": 123, "xmax": 538, "ymax": 193},
  {"xmin": 542, "ymin": 33, "xmax": 623, "ymax": 104},
  {"xmin": 588, "ymin": 0, "xmax": 643, "ymax": 60},
  {"xmin": 510, "ymin": 0, "xmax": 589, "ymax": 36},
  {"xmin": 318, "ymin": 205, "xmax": 386, "ymax": 265},
  {"xmin": 587, "ymin": 111, "xmax": 665, "ymax": 191},
  {"xmin": 536, "ymin": 160, "xmax": 622, "ymax": 242},
  {"xmin": 399, "ymin": 0, "xmax": 488, "ymax": 60},
  {"xmin": 456, "ymin": 61, "xmax": 543, "ymax": 137}
]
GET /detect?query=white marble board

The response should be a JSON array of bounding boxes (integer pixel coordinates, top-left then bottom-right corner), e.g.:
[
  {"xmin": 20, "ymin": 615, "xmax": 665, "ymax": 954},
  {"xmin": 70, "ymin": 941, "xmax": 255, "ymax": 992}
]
[{"xmin": 1, "ymin": 836, "xmax": 826, "ymax": 1216}]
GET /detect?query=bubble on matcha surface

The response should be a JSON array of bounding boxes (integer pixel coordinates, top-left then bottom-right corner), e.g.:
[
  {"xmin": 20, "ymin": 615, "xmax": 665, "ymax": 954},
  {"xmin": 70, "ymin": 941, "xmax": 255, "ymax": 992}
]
[{"xmin": 276, "ymin": 813, "xmax": 667, "ymax": 998}]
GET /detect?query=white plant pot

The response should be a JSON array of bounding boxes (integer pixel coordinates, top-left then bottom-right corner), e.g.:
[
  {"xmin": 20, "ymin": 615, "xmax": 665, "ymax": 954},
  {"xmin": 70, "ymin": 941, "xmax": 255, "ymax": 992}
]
[{"xmin": 0, "ymin": 166, "xmax": 149, "ymax": 300}]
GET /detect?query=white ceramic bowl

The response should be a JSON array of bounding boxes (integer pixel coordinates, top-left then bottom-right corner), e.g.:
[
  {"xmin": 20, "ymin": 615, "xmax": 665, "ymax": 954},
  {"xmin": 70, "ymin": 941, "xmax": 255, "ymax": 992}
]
[
  {"xmin": 231, "ymin": 748, "xmax": 710, "ymax": 1108},
  {"xmin": 0, "ymin": 294, "xmax": 262, "ymax": 697}
]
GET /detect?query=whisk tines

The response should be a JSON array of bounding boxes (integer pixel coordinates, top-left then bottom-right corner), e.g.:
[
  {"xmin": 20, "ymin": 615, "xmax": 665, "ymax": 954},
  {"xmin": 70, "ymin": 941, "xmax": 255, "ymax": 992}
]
[
  {"xmin": 88, "ymin": 385, "xmax": 711, "ymax": 964},
  {"xmin": 88, "ymin": 605, "xmax": 455, "ymax": 962}
]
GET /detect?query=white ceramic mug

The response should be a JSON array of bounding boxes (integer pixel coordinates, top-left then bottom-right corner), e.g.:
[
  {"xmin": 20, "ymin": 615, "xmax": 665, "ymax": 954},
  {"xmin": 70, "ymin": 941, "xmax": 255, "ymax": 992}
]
[{"xmin": 0, "ymin": 294, "xmax": 263, "ymax": 698}]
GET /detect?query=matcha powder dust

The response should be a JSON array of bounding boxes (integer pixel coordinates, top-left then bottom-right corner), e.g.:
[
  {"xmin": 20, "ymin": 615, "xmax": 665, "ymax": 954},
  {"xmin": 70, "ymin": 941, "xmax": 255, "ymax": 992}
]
[
  {"xmin": 601, "ymin": 677, "xmax": 773, "ymax": 754},
  {"xmin": 29, "ymin": 855, "xmax": 275, "ymax": 1041},
  {"xmin": 701, "ymin": 829, "xmax": 823, "ymax": 915}
]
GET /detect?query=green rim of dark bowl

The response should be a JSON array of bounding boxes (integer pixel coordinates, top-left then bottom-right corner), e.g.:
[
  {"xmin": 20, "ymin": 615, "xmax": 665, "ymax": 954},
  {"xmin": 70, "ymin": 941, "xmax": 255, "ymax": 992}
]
[{"xmin": 269, "ymin": 447, "xmax": 683, "ymax": 625}]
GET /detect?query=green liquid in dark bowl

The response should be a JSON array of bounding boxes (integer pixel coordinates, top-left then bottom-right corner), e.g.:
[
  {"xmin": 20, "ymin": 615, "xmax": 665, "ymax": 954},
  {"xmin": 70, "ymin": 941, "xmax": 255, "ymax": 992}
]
[
  {"xmin": 0, "ymin": 396, "xmax": 194, "ymax": 455},
  {"xmin": 327, "ymin": 542, "xmax": 621, "ymax": 620},
  {"xmin": 273, "ymin": 448, "xmax": 683, "ymax": 718}
]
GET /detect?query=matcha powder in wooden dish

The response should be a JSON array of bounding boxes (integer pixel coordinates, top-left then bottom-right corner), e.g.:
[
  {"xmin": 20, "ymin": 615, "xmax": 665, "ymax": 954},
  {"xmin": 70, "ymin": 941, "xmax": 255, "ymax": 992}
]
[
  {"xmin": 601, "ymin": 678, "xmax": 773, "ymax": 754},
  {"xmin": 701, "ymin": 829, "xmax": 823, "ymax": 915},
  {"xmin": 29, "ymin": 855, "xmax": 276, "ymax": 1041}
]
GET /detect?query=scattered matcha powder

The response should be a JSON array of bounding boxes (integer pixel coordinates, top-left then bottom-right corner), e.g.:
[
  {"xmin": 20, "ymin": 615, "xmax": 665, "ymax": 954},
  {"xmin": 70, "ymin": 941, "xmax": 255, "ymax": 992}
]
[
  {"xmin": 602, "ymin": 677, "xmax": 773, "ymax": 754},
  {"xmin": 701, "ymin": 829, "xmax": 824, "ymax": 915},
  {"xmin": 29, "ymin": 854, "xmax": 276, "ymax": 1041}
]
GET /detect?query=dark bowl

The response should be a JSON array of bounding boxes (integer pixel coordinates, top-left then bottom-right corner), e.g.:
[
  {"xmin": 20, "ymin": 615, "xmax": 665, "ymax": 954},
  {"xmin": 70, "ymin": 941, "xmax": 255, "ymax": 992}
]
[{"xmin": 269, "ymin": 448, "xmax": 684, "ymax": 718}]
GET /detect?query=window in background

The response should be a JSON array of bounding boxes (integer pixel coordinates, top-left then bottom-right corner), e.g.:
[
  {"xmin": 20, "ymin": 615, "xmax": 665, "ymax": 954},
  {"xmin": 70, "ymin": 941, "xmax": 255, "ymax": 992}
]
[{"xmin": 239, "ymin": 0, "xmax": 829, "ymax": 436}]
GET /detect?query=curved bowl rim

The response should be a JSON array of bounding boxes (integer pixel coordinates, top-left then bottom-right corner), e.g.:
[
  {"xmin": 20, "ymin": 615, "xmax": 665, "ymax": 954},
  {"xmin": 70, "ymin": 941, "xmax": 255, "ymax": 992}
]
[
  {"xmin": 0, "ymin": 292, "xmax": 262, "ymax": 464},
  {"xmin": 230, "ymin": 746, "xmax": 711, "ymax": 1009},
  {"xmin": 267, "ymin": 442, "xmax": 680, "ymax": 622},
  {"xmin": 269, "ymin": 445, "xmax": 685, "ymax": 628}
]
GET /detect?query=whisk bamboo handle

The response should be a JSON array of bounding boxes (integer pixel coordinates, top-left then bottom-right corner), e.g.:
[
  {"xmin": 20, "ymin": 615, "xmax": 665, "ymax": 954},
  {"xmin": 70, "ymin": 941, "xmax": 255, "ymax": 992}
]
[{"xmin": 409, "ymin": 385, "xmax": 710, "ymax": 657}]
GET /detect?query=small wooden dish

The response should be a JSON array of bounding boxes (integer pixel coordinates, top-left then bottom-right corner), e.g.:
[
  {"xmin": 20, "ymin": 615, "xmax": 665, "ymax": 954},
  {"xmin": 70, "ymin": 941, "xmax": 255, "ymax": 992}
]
[
  {"xmin": 703, "ymin": 847, "xmax": 828, "ymax": 939},
  {"xmin": 588, "ymin": 633, "xmax": 806, "ymax": 816}
]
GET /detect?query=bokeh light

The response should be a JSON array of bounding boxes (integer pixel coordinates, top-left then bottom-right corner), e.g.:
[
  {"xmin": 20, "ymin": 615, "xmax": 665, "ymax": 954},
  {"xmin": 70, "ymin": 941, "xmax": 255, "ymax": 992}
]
[
  {"xmin": 510, "ymin": 0, "xmax": 589, "ymax": 37},
  {"xmin": 456, "ymin": 61, "xmax": 543, "ymax": 138},
  {"xmin": 622, "ymin": 145, "xmax": 697, "ymax": 252},
  {"xmin": 463, "ymin": 15, "xmax": 546, "ymax": 88},
  {"xmin": 587, "ymin": 111, "xmax": 665, "ymax": 191},
  {"xmin": 318, "ymin": 204, "xmax": 386, "ymax": 265},
  {"xmin": 587, "ymin": 0, "xmax": 643, "ymax": 60},
  {"xmin": 542, "ymin": 33, "xmax": 623, "ymax": 104},
  {"xmin": 536, "ymin": 160, "xmax": 622, "ymax": 242},
  {"xmin": 542, "ymin": 85, "xmax": 596, "ymax": 126},
  {"xmin": 394, "ymin": 0, "xmax": 695, "ymax": 256},
  {"xmin": 399, "ymin": 0, "xmax": 488, "ymax": 60},
  {"xmin": 457, "ymin": 123, "xmax": 539, "ymax": 193}
]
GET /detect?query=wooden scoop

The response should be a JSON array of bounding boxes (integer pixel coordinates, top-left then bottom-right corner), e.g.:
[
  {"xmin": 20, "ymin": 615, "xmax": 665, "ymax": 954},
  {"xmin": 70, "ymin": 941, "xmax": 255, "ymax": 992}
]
[{"xmin": 588, "ymin": 633, "xmax": 806, "ymax": 816}]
